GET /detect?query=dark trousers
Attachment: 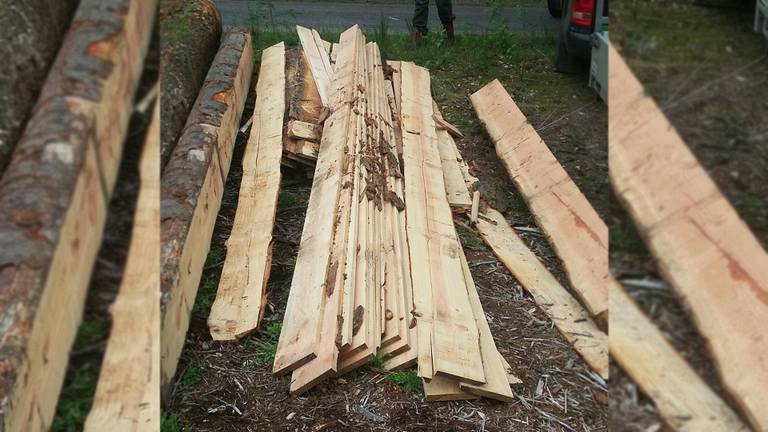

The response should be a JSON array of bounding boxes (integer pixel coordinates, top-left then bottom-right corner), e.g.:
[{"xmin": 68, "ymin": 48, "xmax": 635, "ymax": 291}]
[{"xmin": 413, "ymin": 0, "xmax": 454, "ymax": 34}]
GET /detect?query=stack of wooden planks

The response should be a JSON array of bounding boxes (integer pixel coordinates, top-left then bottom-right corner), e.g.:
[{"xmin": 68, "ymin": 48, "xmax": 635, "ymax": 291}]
[
  {"xmin": 609, "ymin": 43, "xmax": 767, "ymax": 431},
  {"xmin": 262, "ymin": 26, "xmax": 516, "ymax": 401}
]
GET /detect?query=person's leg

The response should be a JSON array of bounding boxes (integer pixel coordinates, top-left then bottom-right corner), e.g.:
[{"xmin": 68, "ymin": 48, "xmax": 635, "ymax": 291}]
[
  {"xmin": 413, "ymin": 0, "xmax": 430, "ymax": 36},
  {"xmin": 435, "ymin": 0, "xmax": 455, "ymax": 41}
]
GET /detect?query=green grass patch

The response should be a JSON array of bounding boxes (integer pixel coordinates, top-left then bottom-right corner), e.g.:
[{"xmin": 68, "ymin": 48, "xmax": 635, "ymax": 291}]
[
  {"xmin": 193, "ymin": 274, "xmax": 219, "ymax": 317},
  {"xmin": 52, "ymin": 364, "xmax": 98, "ymax": 431},
  {"xmin": 457, "ymin": 224, "xmax": 484, "ymax": 249},
  {"xmin": 278, "ymin": 190, "xmax": 300, "ymax": 208},
  {"xmin": 369, "ymin": 355, "xmax": 386, "ymax": 369},
  {"xmin": 73, "ymin": 319, "xmax": 108, "ymax": 350},
  {"xmin": 386, "ymin": 369, "xmax": 423, "ymax": 393},
  {"xmin": 181, "ymin": 363, "xmax": 205, "ymax": 387},
  {"xmin": 610, "ymin": 218, "xmax": 646, "ymax": 255},
  {"xmin": 161, "ymin": 410, "xmax": 185, "ymax": 432},
  {"xmin": 263, "ymin": 321, "xmax": 283, "ymax": 339},
  {"xmin": 204, "ymin": 249, "xmax": 224, "ymax": 267}
]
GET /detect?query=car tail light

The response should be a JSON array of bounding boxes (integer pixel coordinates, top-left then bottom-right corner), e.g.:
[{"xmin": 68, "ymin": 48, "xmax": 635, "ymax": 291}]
[{"xmin": 571, "ymin": 0, "xmax": 594, "ymax": 27}]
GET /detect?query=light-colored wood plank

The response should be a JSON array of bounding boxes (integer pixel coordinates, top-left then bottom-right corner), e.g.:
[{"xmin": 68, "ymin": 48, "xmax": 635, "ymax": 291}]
[
  {"xmin": 609, "ymin": 43, "xmax": 768, "ymax": 430},
  {"xmin": 161, "ymin": 29, "xmax": 253, "ymax": 393},
  {"xmin": 0, "ymin": 1, "xmax": 156, "ymax": 428},
  {"xmin": 432, "ymin": 113, "xmax": 464, "ymax": 138},
  {"xmin": 471, "ymin": 79, "xmax": 608, "ymax": 321},
  {"xmin": 274, "ymin": 25, "xmax": 362, "ymax": 376},
  {"xmin": 330, "ymin": 42, "xmax": 340, "ymax": 66},
  {"xmin": 296, "ymin": 25, "xmax": 334, "ymax": 107},
  {"xmin": 433, "ymin": 102, "xmax": 473, "ymax": 210},
  {"xmin": 85, "ymin": 101, "xmax": 160, "ymax": 431},
  {"xmin": 610, "ymin": 277, "xmax": 749, "ymax": 431},
  {"xmin": 474, "ymin": 206, "xmax": 608, "ymax": 378},
  {"xmin": 456, "ymin": 248, "xmax": 514, "ymax": 401},
  {"xmin": 424, "ymin": 376, "xmax": 478, "ymax": 401},
  {"xmin": 400, "ymin": 62, "xmax": 484, "ymax": 385},
  {"xmin": 287, "ymin": 119, "xmax": 322, "ymax": 143},
  {"xmin": 207, "ymin": 42, "xmax": 285, "ymax": 340}
]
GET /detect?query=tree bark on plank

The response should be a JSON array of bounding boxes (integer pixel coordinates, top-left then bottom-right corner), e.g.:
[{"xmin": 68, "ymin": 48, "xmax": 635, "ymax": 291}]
[
  {"xmin": 159, "ymin": 0, "xmax": 222, "ymax": 169},
  {"xmin": 160, "ymin": 28, "xmax": 252, "ymax": 396},
  {"xmin": 0, "ymin": 1, "xmax": 156, "ymax": 429},
  {"xmin": 0, "ymin": 0, "xmax": 79, "ymax": 174}
]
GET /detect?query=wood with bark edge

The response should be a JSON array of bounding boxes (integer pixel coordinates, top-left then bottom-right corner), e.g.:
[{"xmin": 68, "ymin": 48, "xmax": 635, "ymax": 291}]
[
  {"xmin": 160, "ymin": 28, "xmax": 253, "ymax": 393},
  {"xmin": 610, "ymin": 278, "xmax": 749, "ymax": 431},
  {"xmin": 400, "ymin": 62, "xmax": 484, "ymax": 385},
  {"xmin": 296, "ymin": 25, "xmax": 334, "ymax": 107},
  {"xmin": 609, "ymin": 43, "xmax": 768, "ymax": 430},
  {"xmin": 471, "ymin": 79, "xmax": 608, "ymax": 322},
  {"xmin": 474, "ymin": 207, "xmax": 608, "ymax": 378},
  {"xmin": 433, "ymin": 103, "xmax": 473, "ymax": 210},
  {"xmin": 207, "ymin": 42, "xmax": 285, "ymax": 341},
  {"xmin": 273, "ymin": 26, "xmax": 362, "ymax": 376},
  {"xmin": 84, "ymin": 101, "xmax": 160, "ymax": 431},
  {"xmin": 0, "ymin": 1, "xmax": 155, "ymax": 428}
]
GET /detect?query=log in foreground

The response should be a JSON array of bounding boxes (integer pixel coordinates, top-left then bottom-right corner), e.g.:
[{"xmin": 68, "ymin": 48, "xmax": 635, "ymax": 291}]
[
  {"xmin": 208, "ymin": 42, "xmax": 285, "ymax": 341},
  {"xmin": 0, "ymin": 0, "xmax": 79, "ymax": 174},
  {"xmin": 471, "ymin": 79, "xmax": 608, "ymax": 323},
  {"xmin": 85, "ymin": 102, "xmax": 160, "ymax": 431},
  {"xmin": 609, "ymin": 43, "xmax": 768, "ymax": 430},
  {"xmin": 160, "ymin": 28, "xmax": 253, "ymax": 393},
  {"xmin": 0, "ymin": 1, "xmax": 155, "ymax": 429},
  {"xmin": 609, "ymin": 278, "xmax": 749, "ymax": 431},
  {"xmin": 159, "ymin": 0, "xmax": 222, "ymax": 168}
]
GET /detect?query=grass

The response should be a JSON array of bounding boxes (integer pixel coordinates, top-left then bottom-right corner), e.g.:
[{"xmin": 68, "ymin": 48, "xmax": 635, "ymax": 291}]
[
  {"xmin": 204, "ymin": 249, "xmax": 224, "ymax": 267},
  {"xmin": 369, "ymin": 355, "xmax": 386, "ymax": 369},
  {"xmin": 73, "ymin": 319, "xmax": 108, "ymax": 349},
  {"xmin": 181, "ymin": 363, "xmax": 205, "ymax": 387},
  {"xmin": 457, "ymin": 224, "xmax": 484, "ymax": 249},
  {"xmin": 278, "ymin": 190, "xmax": 301, "ymax": 208},
  {"xmin": 386, "ymin": 369, "xmax": 423, "ymax": 393},
  {"xmin": 263, "ymin": 320, "xmax": 283, "ymax": 339},
  {"xmin": 161, "ymin": 410, "xmax": 185, "ymax": 432},
  {"xmin": 193, "ymin": 274, "xmax": 219, "ymax": 316},
  {"xmin": 52, "ymin": 364, "xmax": 98, "ymax": 431},
  {"xmin": 610, "ymin": 216, "xmax": 646, "ymax": 255}
]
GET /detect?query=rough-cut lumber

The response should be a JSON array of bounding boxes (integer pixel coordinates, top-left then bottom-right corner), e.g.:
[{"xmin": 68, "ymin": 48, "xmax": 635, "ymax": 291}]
[
  {"xmin": 474, "ymin": 206, "xmax": 609, "ymax": 378},
  {"xmin": 0, "ymin": 1, "xmax": 155, "ymax": 428},
  {"xmin": 609, "ymin": 278, "xmax": 749, "ymax": 431},
  {"xmin": 207, "ymin": 42, "xmax": 285, "ymax": 341},
  {"xmin": 160, "ymin": 28, "xmax": 252, "ymax": 392},
  {"xmin": 424, "ymin": 376, "xmax": 478, "ymax": 401},
  {"xmin": 274, "ymin": 26, "xmax": 362, "ymax": 376},
  {"xmin": 456, "ymin": 248, "xmax": 514, "ymax": 401},
  {"xmin": 160, "ymin": 0, "xmax": 222, "ymax": 168},
  {"xmin": 296, "ymin": 25, "xmax": 334, "ymax": 107},
  {"xmin": 0, "ymin": 0, "xmax": 78, "ymax": 174},
  {"xmin": 330, "ymin": 42, "xmax": 340, "ymax": 66},
  {"xmin": 287, "ymin": 120, "xmax": 322, "ymax": 143},
  {"xmin": 432, "ymin": 114, "xmax": 464, "ymax": 138},
  {"xmin": 471, "ymin": 79, "xmax": 608, "ymax": 322},
  {"xmin": 84, "ymin": 102, "xmax": 160, "ymax": 431},
  {"xmin": 433, "ymin": 103, "xmax": 472, "ymax": 210},
  {"xmin": 400, "ymin": 62, "xmax": 484, "ymax": 385},
  {"xmin": 609, "ymin": 43, "xmax": 768, "ymax": 430}
]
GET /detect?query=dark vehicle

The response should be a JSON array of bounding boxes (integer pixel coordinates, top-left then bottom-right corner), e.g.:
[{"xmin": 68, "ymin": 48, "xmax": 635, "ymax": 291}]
[{"xmin": 549, "ymin": 0, "xmax": 609, "ymax": 73}]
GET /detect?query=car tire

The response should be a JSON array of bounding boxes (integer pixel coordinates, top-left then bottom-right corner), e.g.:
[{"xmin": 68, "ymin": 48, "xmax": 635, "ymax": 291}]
[
  {"xmin": 555, "ymin": 33, "xmax": 580, "ymax": 73},
  {"xmin": 548, "ymin": 0, "xmax": 563, "ymax": 18}
]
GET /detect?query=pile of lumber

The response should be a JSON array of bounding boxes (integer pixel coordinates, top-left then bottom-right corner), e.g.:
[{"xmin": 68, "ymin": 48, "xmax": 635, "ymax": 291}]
[{"xmin": 609, "ymin": 43, "xmax": 766, "ymax": 431}]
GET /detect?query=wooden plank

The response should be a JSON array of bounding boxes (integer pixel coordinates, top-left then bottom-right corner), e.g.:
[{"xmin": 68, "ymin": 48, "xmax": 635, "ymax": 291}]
[
  {"xmin": 273, "ymin": 25, "xmax": 362, "ymax": 376},
  {"xmin": 610, "ymin": 278, "xmax": 749, "ymax": 431},
  {"xmin": 470, "ymin": 79, "xmax": 608, "ymax": 322},
  {"xmin": 160, "ymin": 28, "xmax": 253, "ymax": 392},
  {"xmin": 207, "ymin": 42, "xmax": 285, "ymax": 341},
  {"xmin": 0, "ymin": 1, "xmax": 155, "ymax": 428},
  {"xmin": 432, "ymin": 114, "xmax": 464, "ymax": 138},
  {"xmin": 423, "ymin": 376, "xmax": 478, "ymax": 401},
  {"xmin": 85, "ymin": 101, "xmax": 160, "ymax": 431},
  {"xmin": 330, "ymin": 42, "xmax": 340, "ymax": 67},
  {"xmin": 474, "ymin": 206, "xmax": 608, "ymax": 378},
  {"xmin": 296, "ymin": 26, "xmax": 334, "ymax": 107},
  {"xmin": 609, "ymin": 43, "xmax": 768, "ymax": 430},
  {"xmin": 456, "ymin": 248, "xmax": 514, "ymax": 402},
  {"xmin": 433, "ymin": 102, "xmax": 472, "ymax": 210},
  {"xmin": 400, "ymin": 62, "xmax": 484, "ymax": 385},
  {"xmin": 287, "ymin": 119, "xmax": 322, "ymax": 143}
]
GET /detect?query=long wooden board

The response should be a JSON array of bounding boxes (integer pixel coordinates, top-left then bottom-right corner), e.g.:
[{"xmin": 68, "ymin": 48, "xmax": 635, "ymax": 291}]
[
  {"xmin": 160, "ymin": 28, "xmax": 253, "ymax": 393},
  {"xmin": 400, "ymin": 62, "xmax": 484, "ymax": 385},
  {"xmin": 470, "ymin": 79, "xmax": 608, "ymax": 322},
  {"xmin": 609, "ymin": 43, "xmax": 768, "ymax": 430},
  {"xmin": 474, "ymin": 207, "xmax": 608, "ymax": 378},
  {"xmin": 610, "ymin": 278, "xmax": 749, "ymax": 431},
  {"xmin": 208, "ymin": 42, "xmax": 285, "ymax": 341},
  {"xmin": 85, "ymin": 101, "xmax": 160, "ymax": 431},
  {"xmin": 433, "ymin": 102, "xmax": 472, "ymax": 210},
  {"xmin": 296, "ymin": 26, "xmax": 334, "ymax": 107},
  {"xmin": 273, "ymin": 26, "xmax": 362, "ymax": 376},
  {"xmin": 0, "ymin": 1, "xmax": 155, "ymax": 428}
]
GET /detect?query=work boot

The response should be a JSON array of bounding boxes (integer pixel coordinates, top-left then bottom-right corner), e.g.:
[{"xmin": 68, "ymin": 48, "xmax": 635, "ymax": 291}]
[
  {"xmin": 443, "ymin": 22, "xmax": 455, "ymax": 43},
  {"xmin": 411, "ymin": 30, "xmax": 423, "ymax": 43}
]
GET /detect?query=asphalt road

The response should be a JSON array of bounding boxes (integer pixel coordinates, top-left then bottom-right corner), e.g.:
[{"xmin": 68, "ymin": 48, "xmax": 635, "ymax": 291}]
[{"xmin": 213, "ymin": 1, "xmax": 559, "ymax": 34}]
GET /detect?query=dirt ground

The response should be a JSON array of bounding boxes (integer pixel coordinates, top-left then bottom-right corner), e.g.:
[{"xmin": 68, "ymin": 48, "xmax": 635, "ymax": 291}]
[
  {"xmin": 609, "ymin": 1, "xmax": 767, "ymax": 430},
  {"xmin": 164, "ymin": 28, "xmax": 609, "ymax": 431}
]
